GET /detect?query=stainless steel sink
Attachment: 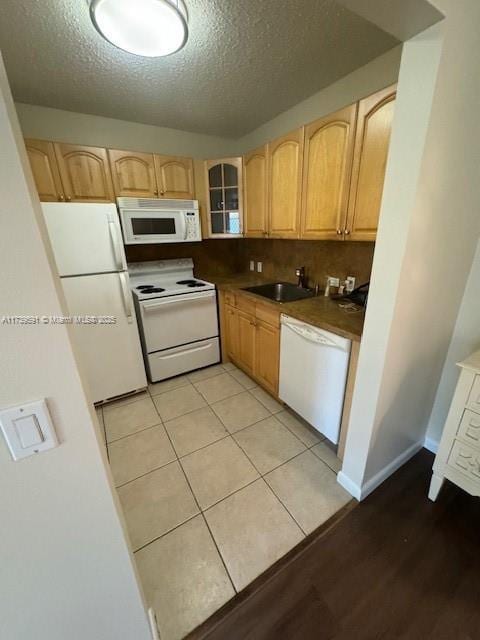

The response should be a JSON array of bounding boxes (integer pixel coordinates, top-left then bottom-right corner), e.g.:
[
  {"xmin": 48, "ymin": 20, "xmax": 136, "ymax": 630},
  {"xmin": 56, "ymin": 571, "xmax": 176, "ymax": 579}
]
[{"xmin": 242, "ymin": 282, "xmax": 314, "ymax": 303}]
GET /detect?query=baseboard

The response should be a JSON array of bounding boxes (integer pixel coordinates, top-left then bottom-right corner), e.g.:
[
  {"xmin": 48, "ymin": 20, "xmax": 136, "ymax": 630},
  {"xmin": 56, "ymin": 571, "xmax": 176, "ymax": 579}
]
[
  {"xmin": 423, "ymin": 436, "xmax": 439, "ymax": 454},
  {"xmin": 148, "ymin": 608, "xmax": 160, "ymax": 640},
  {"xmin": 360, "ymin": 440, "xmax": 424, "ymax": 500},
  {"xmin": 336, "ymin": 471, "xmax": 362, "ymax": 500},
  {"xmin": 338, "ymin": 440, "xmax": 424, "ymax": 502}
]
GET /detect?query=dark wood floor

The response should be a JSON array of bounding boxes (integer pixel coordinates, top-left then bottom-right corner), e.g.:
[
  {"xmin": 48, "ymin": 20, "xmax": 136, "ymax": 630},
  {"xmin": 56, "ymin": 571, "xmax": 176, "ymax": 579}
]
[{"xmin": 187, "ymin": 450, "xmax": 480, "ymax": 640}]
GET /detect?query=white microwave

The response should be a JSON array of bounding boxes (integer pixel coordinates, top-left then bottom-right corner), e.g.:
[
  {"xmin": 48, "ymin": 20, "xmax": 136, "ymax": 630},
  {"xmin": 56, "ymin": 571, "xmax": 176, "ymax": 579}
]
[{"xmin": 118, "ymin": 198, "xmax": 202, "ymax": 244}]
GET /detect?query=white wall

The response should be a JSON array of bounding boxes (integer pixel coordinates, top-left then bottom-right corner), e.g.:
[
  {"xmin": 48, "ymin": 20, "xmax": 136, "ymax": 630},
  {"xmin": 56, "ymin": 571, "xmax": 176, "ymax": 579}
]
[
  {"xmin": 425, "ymin": 238, "xmax": 480, "ymax": 450},
  {"xmin": 234, "ymin": 45, "xmax": 402, "ymax": 153},
  {"xmin": 15, "ymin": 102, "xmax": 233, "ymax": 158},
  {"xmin": 0, "ymin": 56, "xmax": 152, "ymax": 640},
  {"xmin": 340, "ymin": 0, "xmax": 480, "ymax": 499}
]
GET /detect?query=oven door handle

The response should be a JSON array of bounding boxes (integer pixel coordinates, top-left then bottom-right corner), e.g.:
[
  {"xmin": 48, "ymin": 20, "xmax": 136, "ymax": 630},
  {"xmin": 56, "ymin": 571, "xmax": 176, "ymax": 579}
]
[{"xmin": 142, "ymin": 291, "xmax": 216, "ymax": 312}]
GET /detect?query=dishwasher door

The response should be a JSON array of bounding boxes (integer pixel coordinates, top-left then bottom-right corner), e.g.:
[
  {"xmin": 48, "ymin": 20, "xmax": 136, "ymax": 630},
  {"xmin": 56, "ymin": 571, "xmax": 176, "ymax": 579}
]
[{"xmin": 279, "ymin": 315, "xmax": 351, "ymax": 444}]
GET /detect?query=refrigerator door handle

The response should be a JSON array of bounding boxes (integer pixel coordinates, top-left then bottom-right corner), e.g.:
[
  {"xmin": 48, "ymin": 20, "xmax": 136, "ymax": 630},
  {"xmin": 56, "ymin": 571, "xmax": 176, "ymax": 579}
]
[
  {"xmin": 108, "ymin": 214, "xmax": 126, "ymax": 271},
  {"xmin": 119, "ymin": 272, "xmax": 133, "ymax": 323}
]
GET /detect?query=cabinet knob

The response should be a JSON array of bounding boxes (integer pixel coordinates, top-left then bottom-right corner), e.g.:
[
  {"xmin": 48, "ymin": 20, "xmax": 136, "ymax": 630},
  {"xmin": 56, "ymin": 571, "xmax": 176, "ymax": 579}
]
[
  {"xmin": 160, "ymin": 191, "xmax": 165, "ymax": 196},
  {"xmin": 344, "ymin": 229, "xmax": 351, "ymax": 235},
  {"xmin": 336, "ymin": 229, "xmax": 343, "ymax": 235},
  {"xmin": 153, "ymin": 189, "xmax": 158, "ymax": 196},
  {"xmin": 58, "ymin": 194, "xmax": 65, "ymax": 202},
  {"xmin": 66, "ymin": 195, "xmax": 72, "ymax": 202}
]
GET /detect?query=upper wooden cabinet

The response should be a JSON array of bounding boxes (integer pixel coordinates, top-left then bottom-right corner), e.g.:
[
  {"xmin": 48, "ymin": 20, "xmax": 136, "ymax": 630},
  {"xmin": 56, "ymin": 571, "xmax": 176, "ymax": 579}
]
[
  {"xmin": 204, "ymin": 158, "xmax": 243, "ymax": 237},
  {"xmin": 154, "ymin": 155, "xmax": 194, "ymax": 199},
  {"xmin": 268, "ymin": 129, "xmax": 304, "ymax": 238},
  {"xmin": 243, "ymin": 145, "xmax": 268, "ymax": 238},
  {"xmin": 301, "ymin": 105, "xmax": 357, "ymax": 240},
  {"xmin": 108, "ymin": 149, "xmax": 158, "ymax": 198},
  {"xmin": 346, "ymin": 85, "xmax": 396, "ymax": 241},
  {"xmin": 24, "ymin": 139, "xmax": 64, "ymax": 202},
  {"xmin": 54, "ymin": 143, "xmax": 114, "ymax": 203}
]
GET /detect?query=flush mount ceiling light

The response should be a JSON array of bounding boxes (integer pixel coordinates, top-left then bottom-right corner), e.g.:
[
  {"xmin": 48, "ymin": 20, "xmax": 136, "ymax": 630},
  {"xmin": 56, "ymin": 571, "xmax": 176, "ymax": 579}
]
[{"xmin": 90, "ymin": 0, "xmax": 188, "ymax": 57}]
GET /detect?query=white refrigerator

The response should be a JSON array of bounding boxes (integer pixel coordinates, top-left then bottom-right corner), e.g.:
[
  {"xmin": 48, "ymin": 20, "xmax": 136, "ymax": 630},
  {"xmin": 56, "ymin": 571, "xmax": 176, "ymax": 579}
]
[{"xmin": 42, "ymin": 203, "xmax": 147, "ymax": 403}]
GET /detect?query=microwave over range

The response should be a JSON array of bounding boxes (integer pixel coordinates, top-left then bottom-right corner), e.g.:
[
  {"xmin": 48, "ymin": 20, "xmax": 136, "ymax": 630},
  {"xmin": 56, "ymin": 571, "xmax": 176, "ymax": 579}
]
[{"xmin": 118, "ymin": 198, "xmax": 202, "ymax": 244}]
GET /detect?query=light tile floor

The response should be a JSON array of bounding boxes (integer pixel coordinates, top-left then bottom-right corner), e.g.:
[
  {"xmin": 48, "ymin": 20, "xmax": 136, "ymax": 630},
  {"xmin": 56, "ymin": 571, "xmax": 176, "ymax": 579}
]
[{"xmin": 96, "ymin": 363, "xmax": 351, "ymax": 640}]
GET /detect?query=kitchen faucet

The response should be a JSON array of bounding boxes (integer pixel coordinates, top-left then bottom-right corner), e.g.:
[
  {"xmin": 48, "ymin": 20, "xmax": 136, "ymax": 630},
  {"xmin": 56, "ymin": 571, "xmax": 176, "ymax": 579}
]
[{"xmin": 295, "ymin": 266, "xmax": 306, "ymax": 288}]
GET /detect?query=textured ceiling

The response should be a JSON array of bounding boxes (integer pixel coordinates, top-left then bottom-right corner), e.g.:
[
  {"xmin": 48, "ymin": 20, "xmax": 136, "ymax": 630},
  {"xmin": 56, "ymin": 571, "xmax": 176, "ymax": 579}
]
[{"xmin": 0, "ymin": 0, "xmax": 398, "ymax": 137}]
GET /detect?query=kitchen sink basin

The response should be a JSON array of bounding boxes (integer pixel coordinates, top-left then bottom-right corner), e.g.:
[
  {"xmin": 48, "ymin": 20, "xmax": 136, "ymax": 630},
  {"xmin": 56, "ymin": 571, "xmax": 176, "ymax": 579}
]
[{"xmin": 242, "ymin": 282, "xmax": 315, "ymax": 303}]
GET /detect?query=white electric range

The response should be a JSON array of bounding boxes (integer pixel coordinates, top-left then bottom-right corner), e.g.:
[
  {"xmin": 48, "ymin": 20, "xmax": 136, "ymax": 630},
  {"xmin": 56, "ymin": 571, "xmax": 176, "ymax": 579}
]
[{"xmin": 129, "ymin": 259, "xmax": 220, "ymax": 382}]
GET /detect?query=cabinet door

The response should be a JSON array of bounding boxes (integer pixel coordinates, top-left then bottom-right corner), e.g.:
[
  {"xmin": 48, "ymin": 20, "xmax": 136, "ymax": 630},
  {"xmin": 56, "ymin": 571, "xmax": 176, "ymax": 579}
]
[
  {"xmin": 244, "ymin": 146, "xmax": 268, "ymax": 237},
  {"xmin": 268, "ymin": 129, "xmax": 304, "ymax": 238},
  {"xmin": 254, "ymin": 320, "xmax": 280, "ymax": 395},
  {"xmin": 109, "ymin": 149, "xmax": 158, "ymax": 198},
  {"xmin": 154, "ymin": 155, "xmax": 194, "ymax": 199},
  {"xmin": 54, "ymin": 143, "xmax": 114, "ymax": 203},
  {"xmin": 346, "ymin": 85, "xmax": 396, "ymax": 241},
  {"xmin": 24, "ymin": 139, "xmax": 64, "ymax": 202},
  {"xmin": 301, "ymin": 105, "xmax": 357, "ymax": 240},
  {"xmin": 224, "ymin": 304, "xmax": 239, "ymax": 360},
  {"xmin": 236, "ymin": 310, "xmax": 256, "ymax": 376},
  {"xmin": 205, "ymin": 158, "xmax": 243, "ymax": 237}
]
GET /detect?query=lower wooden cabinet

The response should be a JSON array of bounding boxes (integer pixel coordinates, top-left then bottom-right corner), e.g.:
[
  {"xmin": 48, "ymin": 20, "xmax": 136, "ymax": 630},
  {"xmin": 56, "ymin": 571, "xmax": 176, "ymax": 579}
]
[
  {"xmin": 236, "ymin": 309, "xmax": 256, "ymax": 376},
  {"xmin": 254, "ymin": 319, "xmax": 280, "ymax": 395},
  {"xmin": 221, "ymin": 292, "xmax": 280, "ymax": 396}
]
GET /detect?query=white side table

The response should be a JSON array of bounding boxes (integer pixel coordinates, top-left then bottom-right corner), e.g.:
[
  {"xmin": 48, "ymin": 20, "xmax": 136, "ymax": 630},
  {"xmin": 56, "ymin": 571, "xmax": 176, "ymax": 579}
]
[{"xmin": 429, "ymin": 349, "xmax": 480, "ymax": 501}]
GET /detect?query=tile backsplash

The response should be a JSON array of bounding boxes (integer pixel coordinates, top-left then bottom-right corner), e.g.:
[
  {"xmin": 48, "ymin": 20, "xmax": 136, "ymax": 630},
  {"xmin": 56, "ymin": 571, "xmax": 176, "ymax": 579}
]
[
  {"xmin": 238, "ymin": 239, "xmax": 375, "ymax": 290},
  {"xmin": 126, "ymin": 238, "xmax": 375, "ymax": 290}
]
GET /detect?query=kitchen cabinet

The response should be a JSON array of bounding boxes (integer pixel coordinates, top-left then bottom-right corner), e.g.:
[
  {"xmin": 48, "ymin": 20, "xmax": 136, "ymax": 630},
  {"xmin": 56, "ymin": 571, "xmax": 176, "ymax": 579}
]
[
  {"xmin": 24, "ymin": 138, "xmax": 64, "ymax": 202},
  {"xmin": 300, "ymin": 105, "xmax": 357, "ymax": 240},
  {"xmin": 220, "ymin": 291, "xmax": 280, "ymax": 396},
  {"xmin": 346, "ymin": 85, "xmax": 396, "ymax": 241},
  {"xmin": 267, "ymin": 128, "xmax": 304, "ymax": 238},
  {"xmin": 237, "ymin": 309, "xmax": 256, "ymax": 376},
  {"xmin": 224, "ymin": 303, "xmax": 239, "ymax": 360},
  {"xmin": 108, "ymin": 149, "xmax": 158, "ymax": 198},
  {"xmin": 254, "ymin": 319, "xmax": 280, "ymax": 395},
  {"xmin": 54, "ymin": 143, "xmax": 115, "ymax": 203},
  {"xmin": 154, "ymin": 154, "xmax": 194, "ymax": 199},
  {"xmin": 243, "ymin": 145, "xmax": 268, "ymax": 237},
  {"xmin": 205, "ymin": 158, "xmax": 243, "ymax": 237}
]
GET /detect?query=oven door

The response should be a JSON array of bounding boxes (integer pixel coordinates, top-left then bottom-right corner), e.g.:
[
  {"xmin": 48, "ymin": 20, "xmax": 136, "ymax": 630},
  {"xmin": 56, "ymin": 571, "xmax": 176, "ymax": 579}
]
[
  {"xmin": 139, "ymin": 290, "xmax": 219, "ymax": 353},
  {"xmin": 120, "ymin": 208, "xmax": 187, "ymax": 244}
]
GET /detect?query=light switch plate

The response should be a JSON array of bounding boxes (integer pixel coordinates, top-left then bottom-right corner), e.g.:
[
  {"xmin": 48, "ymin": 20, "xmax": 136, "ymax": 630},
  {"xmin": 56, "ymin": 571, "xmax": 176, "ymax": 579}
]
[{"xmin": 0, "ymin": 399, "xmax": 58, "ymax": 461}]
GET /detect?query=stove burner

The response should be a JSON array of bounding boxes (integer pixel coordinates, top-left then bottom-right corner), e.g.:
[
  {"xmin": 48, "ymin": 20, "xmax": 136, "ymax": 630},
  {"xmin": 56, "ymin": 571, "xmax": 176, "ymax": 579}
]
[
  {"xmin": 143, "ymin": 287, "xmax": 165, "ymax": 293},
  {"xmin": 176, "ymin": 279, "xmax": 198, "ymax": 285},
  {"xmin": 187, "ymin": 283, "xmax": 207, "ymax": 288},
  {"xmin": 137, "ymin": 285, "xmax": 155, "ymax": 290}
]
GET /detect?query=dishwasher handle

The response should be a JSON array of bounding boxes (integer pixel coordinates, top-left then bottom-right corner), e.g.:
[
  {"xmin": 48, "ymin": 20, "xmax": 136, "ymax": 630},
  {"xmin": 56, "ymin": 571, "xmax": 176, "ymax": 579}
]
[{"xmin": 281, "ymin": 317, "xmax": 348, "ymax": 350}]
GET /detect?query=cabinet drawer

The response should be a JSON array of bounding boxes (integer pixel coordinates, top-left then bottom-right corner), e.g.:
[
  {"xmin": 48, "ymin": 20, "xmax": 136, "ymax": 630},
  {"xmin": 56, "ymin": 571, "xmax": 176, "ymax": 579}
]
[
  {"xmin": 448, "ymin": 440, "xmax": 480, "ymax": 483},
  {"xmin": 256, "ymin": 303, "xmax": 280, "ymax": 328},
  {"xmin": 458, "ymin": 409, "xmax": 480, "ymax": 449},
  {"xmin": 235, "ymin": 293, "xmax": 256, "ymax": 315},
  {"xmin": 224, "ymin": 291, "xmax": 236, "ymax": 307},
  {"xmin": 467, "ymin": 375, "xmax": 480, "ymax": 413}
]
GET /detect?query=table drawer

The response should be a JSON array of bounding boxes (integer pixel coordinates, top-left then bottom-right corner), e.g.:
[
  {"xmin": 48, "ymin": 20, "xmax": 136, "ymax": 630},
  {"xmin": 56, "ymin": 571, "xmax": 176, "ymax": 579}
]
[
  {"xmin": 458, "ymin": 409, "xmax": 480, "ymax": 449},
  {"xmin": 448, "ymin": 440, "xmax": 480, "ymax": 483},
  {"xmin": 467, "ymin": 375, "xmax": 480, "ymax": 413}
]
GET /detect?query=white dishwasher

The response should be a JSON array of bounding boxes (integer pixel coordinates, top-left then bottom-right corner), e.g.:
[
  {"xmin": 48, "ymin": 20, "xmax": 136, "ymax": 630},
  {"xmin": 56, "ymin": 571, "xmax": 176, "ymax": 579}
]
[{"xmin": 279, "ymin": 315, "xmax": 351, "ymax": 444}]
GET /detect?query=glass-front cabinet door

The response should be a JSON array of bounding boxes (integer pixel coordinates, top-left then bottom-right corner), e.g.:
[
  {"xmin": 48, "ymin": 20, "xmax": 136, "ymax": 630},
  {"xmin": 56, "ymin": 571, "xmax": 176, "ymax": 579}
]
[{"xmin": 205, "ymin": 157, "xmax": 243, "ymax": 237}]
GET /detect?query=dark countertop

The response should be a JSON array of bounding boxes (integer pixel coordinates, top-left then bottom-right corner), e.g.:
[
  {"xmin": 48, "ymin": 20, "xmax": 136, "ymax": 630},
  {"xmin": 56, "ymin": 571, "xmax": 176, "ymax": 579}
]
[{"xmin": 198, "ymin": 272, "xmax": 364, "ymax": 342}]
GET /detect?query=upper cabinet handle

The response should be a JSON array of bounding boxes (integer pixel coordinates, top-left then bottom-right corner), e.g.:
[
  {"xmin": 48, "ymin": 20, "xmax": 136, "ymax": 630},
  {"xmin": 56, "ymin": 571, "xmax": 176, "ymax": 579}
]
[
  {"xmin": 153, "ymin": 189, "xmax": 158, "ymax": 196},
  {"xmin": 58, "ymin": 194, "xmax": 65, "ymax": 202},
  {"xmin": 336, "ymin": 229, "xmax": 343, "ymax": 235},
  {"xmin": 66, "ymin": 196, "xmax": 72, "ymax": 202},
  {"xmin": 344, "ymin": 229, "xmax": 351, "ymax": 235}
]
